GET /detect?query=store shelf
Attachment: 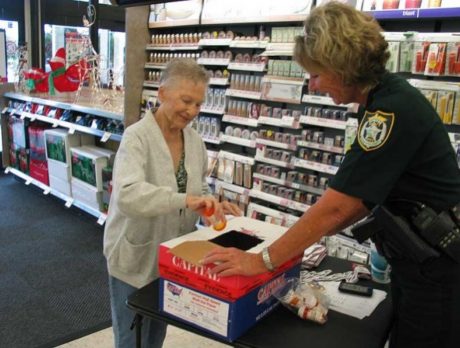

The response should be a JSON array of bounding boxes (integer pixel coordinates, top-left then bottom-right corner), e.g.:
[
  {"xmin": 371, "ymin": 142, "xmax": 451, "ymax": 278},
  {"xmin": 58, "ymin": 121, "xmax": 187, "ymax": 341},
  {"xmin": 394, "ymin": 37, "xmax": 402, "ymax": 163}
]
[
  {"xmin": 148, "ymin": 19, "xmax": 200, "ymax": 28},
  {"xmin": 202, "ymin": 136, "xmax": 221, "ymax": 144},
  {"xmin": 254, "ymin": 155, "xmax": 294, "ymax": 169},
  {"xmin": 297, "ymin": 140, "xmax": 344, "ymax": 154},
  {"xmin": 294, "ymin": 158, "xmax": 339, "ymax": 175},
  {"xmin": 198, "ymin": 38, "xmax": 233, "ymax": 46},
  {"xmin": 299, "ymin": 115, "xmax": 347, "ymax": 130},
  {"xmin": 228, "ymin": 62, "xmax": 266, "ymax": 72},
  {"xmin": 201, "ymin": 14, "xmax": 306, "ymax": 25},
  {"xmin": 256, "ymin": 138, "xmax": 297, "ymax": 151},
  {"xmin": 257, "ymin": 116, "xmax": 300, "ymax": 129},
  {"xmin": 146, "ymin": 44, "xmax": 200, "ymax": 51},
  {"xmin": 218, "ymin": 150, "xmax": 255, "ymax": 165},
  {"xmin": 4, "ymin": 167, "xmax": 107, "ymax": 224},
  {"xmin": 301, "ymin": 94, "xmax": 355, "ymax": 108},
  {"xmin": 225, "ymin": 89, "xmax": 262, "ymax": 100},
  {"xmin": 4, "ymin": 92, "xmax": 123, "ymax": 121},
  {"xmin": 200, "ymin": 107, "xmax": 225, "ymax": 115},
  {"xmin": 220, "ymin": 134, "xmax": 256, "ymax": 148},
  {"xmin": 229, "ymin": 40, "xmax": 268, "ymax": 49},
  {"xmin": 366, "ymin": 7, "xmax": 460, "ymax": 20},
  {"xmin": 209, "ymin": 77, "xmax": 229, "ymax": 86},
  {"xmin": 10, "ymin": 110, "xmax": 122, "ymax": 142},
  {"xmin": 222, "ymin": 114, "xmax": 258, "ymax": 127},
  {"xmin": 253, "ymin": 173, "xmax": 325, "ymax": 196},
  {"xmin": 197, "ymin": 58, "xmax": 231, "ymax": 66},
  {"xmin": 247, "ymin": 202, "xmax": 300, "ymax": 226},
  {"xmin": 143, "ymin": 81, "xmax": 160, "ymax": 88},
  {"xmin": 262, "ymin": 75, "xmax": 305, "ymax": 85},
  {"xmin": 215, "ymin": 179, "xmax": 251, "ymax": 195},
  {"xmin": 144, "ymin": 63, "xmax": 167, "ymax": 70},
  {"xmin": 249, "ymin": 189, "xmax": 310, "ymax": 213}
]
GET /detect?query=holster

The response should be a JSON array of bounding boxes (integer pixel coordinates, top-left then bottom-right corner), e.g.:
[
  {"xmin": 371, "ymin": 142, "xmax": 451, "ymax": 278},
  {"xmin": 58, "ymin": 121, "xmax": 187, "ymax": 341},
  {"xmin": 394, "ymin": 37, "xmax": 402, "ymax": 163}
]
[{"xmin": 373, "ymin": 206, "xmax": 440, "ymax": 263}]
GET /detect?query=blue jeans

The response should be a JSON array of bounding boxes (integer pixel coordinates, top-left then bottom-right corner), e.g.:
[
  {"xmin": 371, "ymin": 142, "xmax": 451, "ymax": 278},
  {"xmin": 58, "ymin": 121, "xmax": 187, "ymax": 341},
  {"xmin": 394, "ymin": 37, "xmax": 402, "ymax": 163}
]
[{"xmin": 109, "ymin": 275, "xmax": 167, "ymax": 348}]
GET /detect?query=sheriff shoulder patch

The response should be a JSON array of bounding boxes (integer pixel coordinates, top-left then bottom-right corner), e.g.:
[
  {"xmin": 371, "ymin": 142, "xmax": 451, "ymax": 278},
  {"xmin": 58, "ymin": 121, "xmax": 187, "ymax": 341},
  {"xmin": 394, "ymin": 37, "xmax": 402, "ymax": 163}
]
[{"xmin": 357, "ymin": 110, "xmax": 395, "ymax": 151}]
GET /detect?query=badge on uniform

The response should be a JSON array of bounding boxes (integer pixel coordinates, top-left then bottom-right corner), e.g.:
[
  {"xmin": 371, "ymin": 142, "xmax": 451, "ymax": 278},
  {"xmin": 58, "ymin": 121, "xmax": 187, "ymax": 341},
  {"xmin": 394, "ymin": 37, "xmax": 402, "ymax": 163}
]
[{"xmin": 357, "ymin": 110, "xmax": 394, "ymax": 151}]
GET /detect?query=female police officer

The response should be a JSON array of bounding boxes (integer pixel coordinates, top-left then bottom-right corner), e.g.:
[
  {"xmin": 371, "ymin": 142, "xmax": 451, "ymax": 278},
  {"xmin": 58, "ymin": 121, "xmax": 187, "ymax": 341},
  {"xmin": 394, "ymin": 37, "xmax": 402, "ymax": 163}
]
[{"xmin": 202, "ymin": 2, "xmax": 460, "ymax": 347}]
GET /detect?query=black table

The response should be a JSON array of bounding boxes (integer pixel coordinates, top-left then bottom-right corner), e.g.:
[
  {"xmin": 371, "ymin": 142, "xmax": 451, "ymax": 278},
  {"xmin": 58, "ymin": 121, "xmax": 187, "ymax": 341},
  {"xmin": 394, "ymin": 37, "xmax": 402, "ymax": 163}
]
[{"xmin": 127, "ymin": 257, "xmax": 392, "ymax": 348}]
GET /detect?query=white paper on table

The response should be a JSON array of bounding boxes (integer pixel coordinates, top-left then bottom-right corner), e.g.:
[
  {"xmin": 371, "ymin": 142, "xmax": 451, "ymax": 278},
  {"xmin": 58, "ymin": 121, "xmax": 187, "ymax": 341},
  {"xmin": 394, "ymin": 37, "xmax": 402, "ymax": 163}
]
[{"xmin": 320, "ymin": 281, "xmax": 387, "ymax": 320}]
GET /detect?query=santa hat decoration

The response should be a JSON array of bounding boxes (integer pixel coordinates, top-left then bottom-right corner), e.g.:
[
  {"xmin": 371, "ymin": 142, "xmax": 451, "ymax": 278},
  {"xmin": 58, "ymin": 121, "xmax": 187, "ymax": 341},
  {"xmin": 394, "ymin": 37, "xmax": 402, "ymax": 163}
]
[{"xmin": 49, "ymin": 48, "xmax": 66, "ymax": 70}]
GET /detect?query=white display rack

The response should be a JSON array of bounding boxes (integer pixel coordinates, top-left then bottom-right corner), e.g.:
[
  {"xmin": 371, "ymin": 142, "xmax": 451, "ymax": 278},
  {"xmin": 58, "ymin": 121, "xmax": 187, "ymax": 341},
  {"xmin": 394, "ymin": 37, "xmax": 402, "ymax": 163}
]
[
  {"xmin": 222, "ymin": 114, "xmax": 258, "ymax": 127},
  {"xmin": 301, "ymin": 94, "xmax": 356, "ymax": 109},
  {"xmin": 247, "ymin": 202, "xmax": 299, "ymax": 227},
  {"xmin": 297, "ymin": 140, "xmax": 344, "ymax": 154},
  {"xmin": 254, "ymin": 155, "xmax": 295, "ymax": 169},
  {"xmin": 146, "ymin": 44, "xmax": 200, "ymax": 51},
  {"xmin": 227, "ymin": 62, "xmax": 266, "ymax": 72},
  {"xmin": 249, "ymin": 189, "xmax": 310, "ymax": 213},
  {"xmin": 225, "ymin": 89, "xmax": 262, "ymax": 100},
  {"xmin": 299, "ymin": 115, "xmax": 347, "ymax": 130},
  {"xmin": 229, "ymin": 40, "xmax": 268, "ymax": 49},
  {"xmin": 200, "ymin": 107, "xmax": 225, "ymax": 115},
  {"xmin": 220, "ymin": 134, "xmax": 256, "ymax": 148},
  {"xmin": 257, "ymin": 116, "xmax": 300, "ymax": 129},
  {"xmin": 9, "ymin": 109, "xmax": 122, "ymax": 142},
  {"xmin": 253, "ymin": 173, "xmax": 325, "ymax": 196},
  {"xmin": 209, "ymin": 77, "xmax": 229, "ymax": 86},
  {"xmin": 215, "ymin": 179, "xmax": 251, "ymax": 195},
  {"xmin": 197, "ymin": 58, "xmax": 231, "ymax": 66},
  {"xmin": 294, "ymin": 158, "xmax": 339, "ymax": 175},
  {"xmin": 198, "ymin": 38, "xmax": 233, "ymax": 46},
  {"xmin": 4, "ymin": 167, "xmax": 107, "ymax": 225},
  {"xmin": 144, "ymin": 63, "xmax": 167, "ymax": 69},
  {"xmin": 143, "ymin": 81, "xmax": 160, "ymax": 88},
  {"xmin": 256, "ymin": 138, "xmax": 297, "ymax": 151},
  {"xmin": 218, "ymin": 150, "xmax": 255, "ymax": 165},
  {"xmin": 202, "ymin": 136, "xmax": 221, "ymax": 145}
]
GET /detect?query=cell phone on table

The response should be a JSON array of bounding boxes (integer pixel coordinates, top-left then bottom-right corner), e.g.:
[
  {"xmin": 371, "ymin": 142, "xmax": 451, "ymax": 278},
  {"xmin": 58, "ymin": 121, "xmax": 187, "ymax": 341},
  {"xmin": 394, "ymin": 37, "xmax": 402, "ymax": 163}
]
[{"xmin": 338, "ymin": 281, "xmax": 373, "ymax": 297}]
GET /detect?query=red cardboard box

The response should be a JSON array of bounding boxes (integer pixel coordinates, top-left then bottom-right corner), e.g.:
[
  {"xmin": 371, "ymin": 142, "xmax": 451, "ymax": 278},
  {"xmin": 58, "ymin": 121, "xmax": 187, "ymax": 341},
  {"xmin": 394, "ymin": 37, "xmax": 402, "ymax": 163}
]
[{"xmin": 158, "ymin": 217, "xmax": 302, "ymax": 301}]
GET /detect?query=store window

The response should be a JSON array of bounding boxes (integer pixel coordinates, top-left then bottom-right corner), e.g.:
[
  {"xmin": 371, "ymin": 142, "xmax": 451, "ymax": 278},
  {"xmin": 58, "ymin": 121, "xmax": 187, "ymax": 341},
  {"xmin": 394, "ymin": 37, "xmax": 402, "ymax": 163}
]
[
  {"xmin": 44, "ymin": 24, "xmax": 125, "ymax": 87},
  {"xmin": 0, "ymin": 20, "xmax": 19, "ymax": 82}
]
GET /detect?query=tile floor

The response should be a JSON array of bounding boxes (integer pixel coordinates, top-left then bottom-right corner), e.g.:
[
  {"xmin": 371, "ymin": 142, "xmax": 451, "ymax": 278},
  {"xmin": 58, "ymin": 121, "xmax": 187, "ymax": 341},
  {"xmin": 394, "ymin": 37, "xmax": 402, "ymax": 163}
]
[{"xmin": 57, "ymin": 326, "xmax": 230, "ymax": 348}]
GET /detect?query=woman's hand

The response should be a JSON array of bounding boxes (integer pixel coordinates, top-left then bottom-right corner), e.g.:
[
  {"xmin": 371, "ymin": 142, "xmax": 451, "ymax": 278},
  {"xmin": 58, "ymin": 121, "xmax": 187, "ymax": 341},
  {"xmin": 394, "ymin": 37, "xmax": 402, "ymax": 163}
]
[
  {"xmin": 201, "ymin": 247, "xmax": 267, "ymax": 277},
  {"xmin": 221, "ymin": 201, "xmax": 243, "ymax": 216}
]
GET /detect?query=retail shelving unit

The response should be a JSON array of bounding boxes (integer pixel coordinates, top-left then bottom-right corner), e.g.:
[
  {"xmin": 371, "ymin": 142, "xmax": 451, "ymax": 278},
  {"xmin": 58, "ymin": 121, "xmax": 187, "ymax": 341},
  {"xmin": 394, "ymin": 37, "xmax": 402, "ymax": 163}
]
[{"xmin": 1, "ymin": 89, "xmax": 124, "ymax": 224}]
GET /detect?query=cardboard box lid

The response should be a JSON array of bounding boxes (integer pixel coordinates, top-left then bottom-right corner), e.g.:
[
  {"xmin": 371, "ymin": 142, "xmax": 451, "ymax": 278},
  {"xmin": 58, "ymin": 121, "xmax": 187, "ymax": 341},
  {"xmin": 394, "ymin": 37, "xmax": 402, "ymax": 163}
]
[{"xmin": 162, "ymin": 217, "xmax": 288, "ymax": 264}]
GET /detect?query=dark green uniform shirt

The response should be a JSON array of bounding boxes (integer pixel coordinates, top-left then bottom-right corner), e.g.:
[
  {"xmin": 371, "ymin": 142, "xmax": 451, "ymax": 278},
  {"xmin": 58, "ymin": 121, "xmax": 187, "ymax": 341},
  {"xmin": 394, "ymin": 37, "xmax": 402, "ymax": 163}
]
[{"xmin": 330, "ymin": 72, "xmax": 460, "ymax": 211}]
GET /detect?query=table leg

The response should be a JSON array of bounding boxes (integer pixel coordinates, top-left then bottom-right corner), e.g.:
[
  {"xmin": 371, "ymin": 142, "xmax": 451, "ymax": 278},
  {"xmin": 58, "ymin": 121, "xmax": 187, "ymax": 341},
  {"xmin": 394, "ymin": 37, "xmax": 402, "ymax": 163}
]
[{"xmin": 130, "ymin": 313, "xmax": 143, "ymax": 348}]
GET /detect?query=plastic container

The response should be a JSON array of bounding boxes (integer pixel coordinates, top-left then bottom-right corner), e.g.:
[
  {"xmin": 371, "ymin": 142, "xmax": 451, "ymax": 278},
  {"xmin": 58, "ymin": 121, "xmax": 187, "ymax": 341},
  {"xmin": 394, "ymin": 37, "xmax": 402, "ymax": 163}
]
[{"xmin": 202, "ymin": 206, "xmax": 227, "ymax": 231}]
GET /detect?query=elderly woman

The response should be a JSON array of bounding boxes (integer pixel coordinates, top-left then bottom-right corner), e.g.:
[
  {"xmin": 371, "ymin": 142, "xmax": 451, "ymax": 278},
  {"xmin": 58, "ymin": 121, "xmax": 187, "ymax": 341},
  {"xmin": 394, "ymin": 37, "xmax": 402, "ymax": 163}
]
[
  {"xmin": 203, "ymin": 2, "xmax": 460, "ymax": 347},
  {"xmin": 104, "ymin": 58, "xmax": 241, "ymax": 348}
]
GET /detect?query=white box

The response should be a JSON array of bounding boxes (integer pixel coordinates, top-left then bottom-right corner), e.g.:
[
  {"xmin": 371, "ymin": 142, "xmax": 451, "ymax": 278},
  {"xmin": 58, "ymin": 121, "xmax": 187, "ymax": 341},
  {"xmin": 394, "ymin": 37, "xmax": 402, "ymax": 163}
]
[
  {"xmin": 71, "ymin": 177, "xmax": 103, "ymax": 211},
  {"xmin": 44, "ymin": 128, "xmax": 93, "ymax": 165},
  {"xmin": 70, "ymin": 147, "xmax": 108, "ymax": 191},
  {"xmin": 49, "ymin": 174, "xmax": 72, "ymax": 197},
  {"xmin": 47, "ymin": 159, "xmax": 71, "ymax": 182}
]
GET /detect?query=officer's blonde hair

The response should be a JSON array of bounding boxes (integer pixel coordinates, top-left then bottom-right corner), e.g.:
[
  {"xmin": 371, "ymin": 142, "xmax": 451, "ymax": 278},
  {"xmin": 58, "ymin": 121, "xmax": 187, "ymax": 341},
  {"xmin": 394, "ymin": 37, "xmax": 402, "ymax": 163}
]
[
  {"xmin": 160, "ymin": 58, "xmax": 209, "ymax": 88},
  {"xmin": 294, "ymin": 1, "xmax": 389, "ymax": 92}
]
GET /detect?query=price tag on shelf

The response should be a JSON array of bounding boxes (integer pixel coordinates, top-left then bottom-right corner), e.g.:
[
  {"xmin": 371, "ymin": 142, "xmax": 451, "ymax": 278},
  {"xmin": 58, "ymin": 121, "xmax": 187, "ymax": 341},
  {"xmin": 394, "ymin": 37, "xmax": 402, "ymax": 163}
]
[
  {"xmin": 4, "ymin": 167, "xmax": 10, "ymax": 174},
  {"xmin": 280, "ymin": 198, "xmax": 289, "ymax": 206},
  {"xmin": 97, "ymin": 214, "xmax": 107, "ymax": 226},
  {"xmin": 43, "ymin": 187, "xmax": 51, "ymax": 195},
  {"xmin": 65, "ymin": 198, "xmax": 74, "ymax": 208},
  {"xmin": 101, "ymin": 132, "xmax": 112, "ymax": 142},
  {"xmin": 10, "ymin": 109, "xmax": 16, "ymax": 116},
  {"xmin": 25, "ymin": 178, "xmax": 32, "ymax": 185},
  {"xmin": 20, "ymin": 112, "xmax": 26, "ymax": 120},
  {"xmin": 52, "ymin": 120, "xmax": 59, "ymax": 128},
  {"xmin": 30, "ymin": 116, "xmax": 36, "ymax": 122},
  {"xmin": 2, "ymin": 107, "xmax": 8, "ymax": 113},
  {"xmin": 68, "ymin": 126, "xmax": 76, "ymax": 134}
]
